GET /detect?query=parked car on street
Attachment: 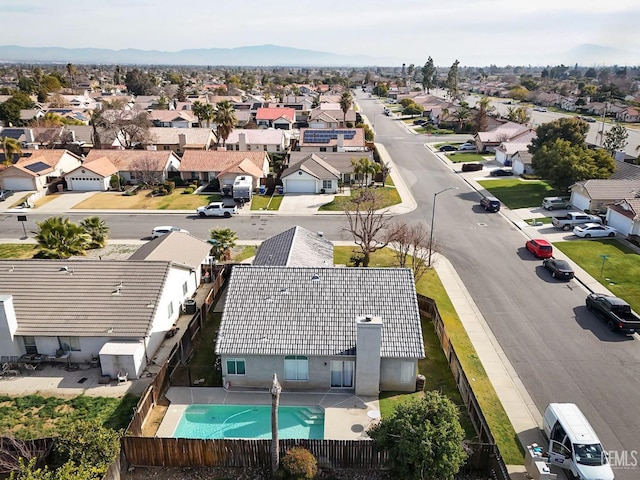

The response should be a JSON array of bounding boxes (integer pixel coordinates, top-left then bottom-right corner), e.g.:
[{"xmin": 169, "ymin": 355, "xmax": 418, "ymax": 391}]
[
  {"xmin": 586, "ymin": 293, "xmax": 640, "ymax": 334},
  {"xmin": 461, "ymin": 163, "xmax": 483, "ymax": 172},
  {"xmin": 542, "ymin": 258, "xmax": 574, "ymax": 280},
  {"xmin": 580, "ymin": 116, "xmax": 597, "ymax": 123},
  {"xmin": 196, "ymin": 202, "xmax": 238, "ymax": 218},
  {"xmin": 439, "ymin": 145, "xmax": 457, "ymax": 152},
  {"xmin": 490, "ymin": 169, "xmax": 513, "ymax": 177},
  {"xmin": 0, "ymin": 189, "xmax": 14, "ymax": 201},
  {"xmin": 533, "ymin": 106, "xmax": 547, "ymax": 112},
  {"xmin": 573, "ymin": 223, "xmax": 616, "ymax": 238},
  {"xmin": 480, "ymin": 196, "xmax": 501, "ymax": 212},
  {"xmin": 458, "ymin": 143, "xmax": 476, "ymax": 151},
  {"xmin": 526, "ymin": 238, "xmax": 553, "ymax": 258},
  {"xmin": 151, "ymin": 226, "xmax": 190, "ymax": 239}
]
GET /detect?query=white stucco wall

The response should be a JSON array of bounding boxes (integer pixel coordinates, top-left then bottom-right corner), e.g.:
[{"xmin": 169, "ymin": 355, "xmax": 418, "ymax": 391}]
[
  {"xmin": 380, "ymin": 358, "xmax": 418, "ymax": 392},
  {"xmin": 0, "ymin": 295, "xmax": 21, "ymax": 357},
  {"xmin": 606, "ymin": 209, "xmax": 632, "ymax": 236}
]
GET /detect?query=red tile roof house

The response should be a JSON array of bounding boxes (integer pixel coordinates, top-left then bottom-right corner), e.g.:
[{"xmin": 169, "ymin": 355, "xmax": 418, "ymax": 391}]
[
  {"xmin": 474, "ymin": 122, "xmax": 535, "ymax": 153},
  {"xmin": 0, "ymin": 149, "xmax": 82, "ymax": 192},
  {"xmin": 179, "ymin": 150, "xmax": 269, "ymax": 191},
  {"xmin": 616, "ymin": 107, "xmax": 640, "ymax": 123},
  {"xmin": 255, "ymin": 107, "xmax": 296, "ymax": 130},
  {"xmin": 64, "ymin": 157, "xmax": 119, "ymax": 191},
  {"xmin": 83, "ymin": 150, "xmax": 181, "ymax": 185}
]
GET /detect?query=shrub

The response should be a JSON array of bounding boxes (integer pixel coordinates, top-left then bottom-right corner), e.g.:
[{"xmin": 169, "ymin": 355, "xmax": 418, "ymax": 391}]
[
  {"xmin": 189, "ymin": 183, "xmax": 198, "ymax": 190},
  {"xmin": 163, "ymin": 181, "xmax": 175, "ymax": 194},
  {"xmin": 280, "ymin": 447, "xmax": 317, "ymax": 480},
  {"xmin": 183, "ymin": 187, "xmax": 194, "ymax": 194}
]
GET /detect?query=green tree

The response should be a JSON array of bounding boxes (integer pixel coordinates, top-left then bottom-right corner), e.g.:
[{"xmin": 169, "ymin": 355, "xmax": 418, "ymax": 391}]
[
  {"xmin": 79, "ymin": 217, "xmax": 110, "ymax": 249},
  {"xmin": 2, "ymin": 136, "xmax": 22, "ymax": 167},
  {"xmin": 506, "ymin": 106, "xmax": 530, "ymax": 125},
  {"xmin": 602, "ymin": 124, "xmax": 628, "ymax": 156},
  {"xmin": 176, "ymin": 82, "xmax": 186, "ymax": 102},
  {"xmin": 403, "ymin": 103, "xmax": 424, "ymax": 117},
  {"xmin": 368, "ymin": 391, "xmax": 467, "ymax": 480},
  {"xmin": 356, "ymin": 122, "xmax": 374, "ymax": 142},
  {"xmin": 34, "ymin": 216, "xmax": 90, "ymax": 259},
  {"xmin": 66, "ymin": 63, "xmax": 78, "ymax": 90},
  {"xmin": 445, "ymin": 59, "xmax": 460, "ymax": 100},
  {"xmin": 18, "ymin": 77, "xmax": 38, "ymax": 94},
  {"xmin": 351, "ymin": 157, "xmax": 380, "ymax": 187},
  {"xmin": 53, "ymin": 420, "xmax": 121, "ymax": 475},
  {"xmin": 214, "ymin": 100, "xmax": 237, "ymax": 147},
  {"xmin": 509, "ymin": 86, "xmax": 529, "ymax": 101},
  {"xmin": 451, "ymin": 101, "xmax": 471, "ymax": 132},
  {"xmin": 529, "ymin": 117, "xmax": 589, "ymax": 155},
  {"xmin": 39, "ymin": 75, "xmax": 62, "ymax": 94},
  {"xmin": 209, "ymin": 227, "xmax": 237, "ymax": 261},
  {"xmin": 339, "ymin": 91, "xmax": 352, "ymax": 127},
  {"xmin": 473, "ymin": 96, "xmax": 494, "ymax": 132},
  {"xmin": 421, "ymin": 57, "xmax": 436, "ymax": 94},
  {"xmin": 0, "ymin": 92, "xmax": 35, "ymax": 126},
  {"xmin": 532, "ymin": 138, "xmax": 615, "ymax": 192},
  {"xmin": 124, "ymin": 69, "xmax": 155, "ymax": 96}
]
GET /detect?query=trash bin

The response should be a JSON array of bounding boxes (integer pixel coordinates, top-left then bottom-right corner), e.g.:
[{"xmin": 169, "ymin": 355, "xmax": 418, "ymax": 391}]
[
  {"xmin": 184, "ymin": 299, "xmax": 197, "ymax": 314},
  {"xmin": 259, "ymin": 185, "xmax": 266, "ymax": 195},
  {"xmin": 277, "ymin": 186, "xmax": 284, "ymax": 195},
  {"xmin": 415, "ymin": 374, "xmax": 426, "ymax": 392}
]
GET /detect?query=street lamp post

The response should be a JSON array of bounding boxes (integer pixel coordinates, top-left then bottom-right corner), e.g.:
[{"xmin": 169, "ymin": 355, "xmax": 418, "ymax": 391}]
[{"xmin": 428, "ymin": 187, "xmax": 459, "ymax": 267}]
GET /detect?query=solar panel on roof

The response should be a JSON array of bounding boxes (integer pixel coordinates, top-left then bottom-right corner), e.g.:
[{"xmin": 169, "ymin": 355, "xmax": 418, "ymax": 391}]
[
  {"xmin": 303, "ymin": 129, "xmax": 357, "ymax": 143},
  {"xmin": 24, "ymin": 161, "xmax": 50, "ymax": 173}
]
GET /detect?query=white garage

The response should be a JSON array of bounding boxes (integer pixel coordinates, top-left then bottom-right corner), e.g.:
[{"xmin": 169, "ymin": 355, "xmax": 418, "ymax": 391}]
[
  {"xmin": 1, "ymin": 176, "xmax": 36, "ymax": 191},
  {"xmin": 65, "ymin": 163, "xmax": 114, "ymax": 191},
  {"xmin": 284, "ymin": 179, "xmax": 316, "ymax": 193}
]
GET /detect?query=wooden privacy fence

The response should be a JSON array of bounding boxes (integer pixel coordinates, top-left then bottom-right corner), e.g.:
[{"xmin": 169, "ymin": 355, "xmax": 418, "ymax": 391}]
[
  {"xmin": 417, "ymin": 294, "xmax": 511, "ymax": 480},
  {"xmin": 122, "ymin": 437, "xmax": 388, "ymax": 469}
]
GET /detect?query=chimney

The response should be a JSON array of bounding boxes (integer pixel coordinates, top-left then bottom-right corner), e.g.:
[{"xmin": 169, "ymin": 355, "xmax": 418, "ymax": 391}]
[
  {"xmin": 337, "ymin": 133, "xmax": 344, "ymax": 152},
  {"xmin": 0, "ymin": 295, "xmax": 22, "ymax": 357},
  {"xmin": 355, "ymin": 315, "xmax": 382, "ymax": 396},
  {"xmin": 239, "ymin": 132, "xmax": 247, "ymax": 151},
  {"xmin": 178, "ymin": 133, "xmax": 187, "ymax": 150}
]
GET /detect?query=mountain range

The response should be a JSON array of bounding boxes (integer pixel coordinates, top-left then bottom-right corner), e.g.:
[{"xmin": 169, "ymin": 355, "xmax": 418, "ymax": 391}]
[{"xmin": 0, "ymin": 44, "xmax": 633, "ymax": 67}]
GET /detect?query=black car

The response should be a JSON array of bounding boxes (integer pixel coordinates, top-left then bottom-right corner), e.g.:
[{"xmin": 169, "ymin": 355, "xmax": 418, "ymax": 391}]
[
  {"xmin": 413, "ymin": 119, "xmax": 427, "ymax": 126},
  {"xmin": 490, "ymin": 169, "xmax": 514, "ymax": 177},
  {"xmin": 439, "ymin": 145, "xmax": 457, "ymax": 152},
  {"xmin": 461, "ymin": 163, "xmax": 483, "ymax": 172},
  {"xmin": 0, "ymin": 189, "xmax": 14, "ymax": 201},
  {"xmin": 542, "ymin": 258, "xmax": 574, "ymax": 280},
  {"xmin": 480, "ymin": 196, "xmax": 501, "ymax": 212}
]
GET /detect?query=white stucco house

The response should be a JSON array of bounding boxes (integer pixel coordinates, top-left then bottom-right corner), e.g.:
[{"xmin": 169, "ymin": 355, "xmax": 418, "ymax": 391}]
[
  {"xmin": 64, "ymin": 157, "xmax": 118, "ymax": 191},
  {"xmin": 569, "ymin": 179, "xmax": 640, "ymax": 214},
  {"xmin": 606, "ymin": 198, "xmax": 640, "ymax": 238},
  {"xmin": 83, "ymin": 149, "xmax": 181, "ymax": 185},
  {"xmin": 0, "ymin": 149, "xmax": 82, "ymax": 192}
]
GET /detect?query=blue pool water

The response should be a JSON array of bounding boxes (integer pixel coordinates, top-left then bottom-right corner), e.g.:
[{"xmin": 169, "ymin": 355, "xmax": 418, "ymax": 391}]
[{"xmin": 174, "ymin": 404, "xmax": 325, "ymax": 439}]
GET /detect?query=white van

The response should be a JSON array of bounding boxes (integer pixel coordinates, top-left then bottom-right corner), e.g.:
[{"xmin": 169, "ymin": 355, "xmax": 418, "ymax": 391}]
[{"xmin": 542, "ymin": 403, "xmax": 614, "ymax": 480}]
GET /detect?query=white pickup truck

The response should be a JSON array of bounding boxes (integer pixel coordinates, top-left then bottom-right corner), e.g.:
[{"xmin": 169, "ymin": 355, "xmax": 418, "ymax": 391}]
[
  {"xmin": 551, "ymin": 212, "xmax": 602, "ymax": 231},
  {"xmin": 196, "ymin": 202, "xmax": 238, "ymax": 218}
]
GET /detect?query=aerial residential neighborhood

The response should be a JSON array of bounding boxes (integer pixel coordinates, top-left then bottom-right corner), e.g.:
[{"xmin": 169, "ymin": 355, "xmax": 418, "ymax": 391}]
[{"xmin": 0, "ymin": 3, "xmax": 639, "ymax": 480}]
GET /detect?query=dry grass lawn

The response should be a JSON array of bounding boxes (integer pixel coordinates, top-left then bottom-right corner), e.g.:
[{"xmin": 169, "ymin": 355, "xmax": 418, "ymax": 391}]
[{"xmin": 72, "ymin": 188, "xmax": 218, "ymax": 210}]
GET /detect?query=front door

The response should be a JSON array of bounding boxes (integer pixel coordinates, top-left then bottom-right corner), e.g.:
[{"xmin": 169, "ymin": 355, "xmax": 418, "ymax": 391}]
[{"xmin": 330, "ymin": 360, "xmax": 354, "ymax": 388}]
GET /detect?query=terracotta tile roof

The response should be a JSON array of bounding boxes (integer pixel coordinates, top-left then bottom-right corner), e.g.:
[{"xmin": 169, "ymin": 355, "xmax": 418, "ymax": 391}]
[
  {"xmin": 179, "ymin": 150, "xmax": 268, "ymax": 173},
  {"xmin": 149, "ymin": 110, "xmax": 196, "ymax": 123},
  {"xmin": 216, "ymin": 157, "xmax": 265, "ymax": 179},
  {"xmin": 84, "ymin": 149, "xmax": 177, "ymax": 171},
  {"xmin": 70, "ymin": 156, "xmax": 118, "ymax": 177},
  {"xmin": 225, "ymin": 129, "xmax": 285, "ymax": 145},
  {"xmin": 256, "ymin": 107, "xmax": 296, "ymax": 122}
]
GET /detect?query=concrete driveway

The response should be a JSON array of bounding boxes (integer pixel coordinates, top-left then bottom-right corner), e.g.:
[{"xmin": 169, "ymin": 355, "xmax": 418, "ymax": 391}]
[{"xmin": 278, "ymin": 192, "xmax": 337, "ymax": 214}]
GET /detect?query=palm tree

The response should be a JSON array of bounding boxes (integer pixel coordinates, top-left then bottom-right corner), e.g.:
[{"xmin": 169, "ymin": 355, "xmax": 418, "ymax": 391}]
[
  {"xmin": 1, "ymin": 136, "xmax": 22, "ymax": 167},
  {"xmin": 191, "ymin": 101, "xmax": 207, "ymax": 128},
  {"xmin": 66, "ymin": 63, "xmax": 78, "ymax": 90},
  {"xmin": 339, "ymin": 91, "xmax": 352, "ymax": 127},
  {"xmin": 214, "ymin": 101, "xmax": 237, "ymax": 148},
  {"xmin": 351, "ymin": 157, "xmax": 381, "ymax": 188},
  {"xmin": 80, "ymin": 216, "xmax": 110, "ymax": 249},
  {"xmin": 209, "ymin": 227, "xmax": 237, "ymax": 261},
  {"xmin": 473, "ymin": 97, "xmax": 495, "ymax": 133},
  {"xmin": 35, "ymin": 216, "xmax": 90, "ymax": 259},
  {"xmin": 201, "ymin": 103, "xmax": 215, "ymax": 128},
  {"xmin": 452, "ymin": 102, "xmax": 472, "ymax": 133}
]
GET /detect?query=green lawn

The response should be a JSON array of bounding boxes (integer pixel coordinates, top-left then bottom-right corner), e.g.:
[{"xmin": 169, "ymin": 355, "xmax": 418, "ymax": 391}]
[
  {"xmin": 0, "ymin": 244, "xmax": 38, "ymax": 259},
  {"xmin": 524, "ymin": 217, "xmax": 553, "ymax": 225},
  {"xmin": 174, "ymin": 311, "xmax": 223, "ymax": 387},
  {"xmin": 333, "ymin": 246, "xmax": 522, "ymax": 464},
  {"xmin": 233, "ymin": 246, "xmax": 258, "ymax": 262},
  {"xmin": 318, "ymin": 187, "xmax": 401, "ymax": 211},
  {"xmin": 251, "ymin": 194, "xmax": 283, "ymax": 211},
  {"xmin": 554, "ymin": 240, "xmax": 640, "ymax": 313},
  {"xmin": 0, "ymin": 394, "xmax": 139, "ymax": 439},
  {"xmin": 477, "ymin": 178, "xmax": 560, "ymax": 209},
  {"xmin": 446, "ymin": 152, "xmax": 491, "ymax": 163},
  {"xmin": 73, "ymin": 188, "xmax": 221, "ymax": 210}
]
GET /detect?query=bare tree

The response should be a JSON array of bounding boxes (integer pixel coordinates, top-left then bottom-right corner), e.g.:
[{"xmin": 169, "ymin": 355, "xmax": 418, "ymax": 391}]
[
  {"xmin": 103, "ymin": 107, "xmax": 152, "ymax": 148},
  {"xmin": 343, "ymin": 189, "xmax": 394, "ymax": 267},
  {"xmin": 130, "ymin": 155, "xmax": 162, "ymax": 185},
  {"xmin": 386, "ymin": 222, "xmax": 436, "ymax": 282},
  {"xmin": 0, "ymin": 436, "xmax": 48, "ymax": 474}
]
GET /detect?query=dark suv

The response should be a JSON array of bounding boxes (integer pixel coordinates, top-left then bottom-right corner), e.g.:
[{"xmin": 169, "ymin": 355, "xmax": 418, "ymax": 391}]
[{"xmin": 480, "ymin": 196, "xmax": 501, "ymax": 212}]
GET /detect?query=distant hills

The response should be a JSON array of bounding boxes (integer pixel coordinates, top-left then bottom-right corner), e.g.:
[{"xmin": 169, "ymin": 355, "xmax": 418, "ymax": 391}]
[
  {"xmin": 0, "ymin": 43, "xmax": 633, "ymax": 67},
  {"xmin": 0, "ymin": 44, "xmax": 393, "ymax": 67}
]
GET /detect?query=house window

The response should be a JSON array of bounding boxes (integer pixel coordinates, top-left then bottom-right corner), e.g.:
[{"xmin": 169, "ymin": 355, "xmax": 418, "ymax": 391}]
[
  {"xmin": 322, "ymin": 180, "xmax": 332, "ymax": 190},
  {"xmin": 319, "ymin": 147, "xmax": 326, "ymax": 152},
  {"xmin": 330, "ymin": 360, "xmax": 354, "ymax": 388},
  {"xmin": 58, "ymin": 336, "xmax": 81, "ymax": 352},
  {"xmin": 226, "ymin": 359, "xmax": 246, "ymax": 375},
  {"xmin": 167, "ymin": 301, "xmax": 174, "ymax": 318},
  {"xmin": 263, "ymin": 145, "xmax": 267, "ymax": 151},
  {"xmin": 23, "ymin": 336, "xmax": 37, "ymax": 355},
  {"xmin": 284, "ymin": 355, "xmax": 308, "ymax": 381},
  {"xmin": 182, "ymin": 281, "xmax": 188, "ymax": 296},
  {"xmin": 400, "ymin": 362, "xmax": 415, "ymax": 383},
  {"xmin": 163, "ymin": 145, "xmax": 170, "ymax": 151}
]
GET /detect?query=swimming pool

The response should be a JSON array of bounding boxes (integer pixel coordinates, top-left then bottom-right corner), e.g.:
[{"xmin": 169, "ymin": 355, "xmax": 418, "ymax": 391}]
[{"xmin": 173, "ymin": 404, "xmax": 325, "ymax": 439}]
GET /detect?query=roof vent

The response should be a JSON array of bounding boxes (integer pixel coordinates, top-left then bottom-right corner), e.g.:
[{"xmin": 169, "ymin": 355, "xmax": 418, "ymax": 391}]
[
  {"xmin": 311, "ymin": 274, "xmax": 320, "ymax": 282},
  {"xmin": 363, "ymin": 315, "xmax": 373, "ymax": 322},
  {"xmin": 112, "ymin": 288, "xmax": 121, "ymax": 296},
  {"xmin": 280, "ymin": 287, "xmax": 289, "ymax": 295},
  {"xmin": 317, "ymin": 231, "xmax": 323, "ymax": 237}
]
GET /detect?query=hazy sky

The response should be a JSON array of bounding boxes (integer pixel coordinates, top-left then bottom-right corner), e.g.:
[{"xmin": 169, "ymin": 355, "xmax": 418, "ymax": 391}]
[{"xmin": 2, "ymin": 0, "xmax": 638, "ymax": 66}]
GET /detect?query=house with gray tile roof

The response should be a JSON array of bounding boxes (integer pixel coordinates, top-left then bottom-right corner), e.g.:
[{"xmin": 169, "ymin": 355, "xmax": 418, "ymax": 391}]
[
  {"xmin": 0, "ymin": 257, "xmax": 203, "ymax": 380},
  {"xmin": 253, "ymin": 226, "xmax": 333, "ymax": 267},
  {"xmin": 569, "ymin": 179, "xmax": 640, "ymax": 213},
  {"xmin": 280, "ymin": 153, "xmax": 340, "ymax": 194},
  {"xmin": 216, "ymin": 266, "xmax": 424, "ymax": 395},
  {"xmin": 606, "ymin": 198, "xmax": 640, "ymax": 238}
]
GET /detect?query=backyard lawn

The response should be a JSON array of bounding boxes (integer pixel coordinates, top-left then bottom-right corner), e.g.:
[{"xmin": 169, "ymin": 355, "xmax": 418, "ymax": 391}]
[
  {"xmin": 72, "ymin": 188, "xmax": 221, "ymax": 210},
  {"xmin": 0, "ymin": 244, "xmax": 38, "ymax": 259},
  {"xmin": 0, "ymin": 394, "xmax": 139, "ymax": 439},
  {"xmin": 318, "ymin": 186, "xmax": 401, "ymax": 211},
  {"xmin": 446, "ymin": 152, "xmax": 492, "ymax": 163},
  {"xmin": 251, "ymin": 194, "xmax": 283, "ymax": 211},
  {"xmin": 554, "ymin": 239, "xmax": 640, "ymax": 313},
  {"xmin": 477, "ymin": 178, "xmax": 560, "ymax": 209}
]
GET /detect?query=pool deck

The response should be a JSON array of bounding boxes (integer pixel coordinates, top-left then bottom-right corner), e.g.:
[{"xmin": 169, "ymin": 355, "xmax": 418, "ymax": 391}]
[{"xmin": 157, "ymin": 387, "xmax": 380, "ymax": 440}]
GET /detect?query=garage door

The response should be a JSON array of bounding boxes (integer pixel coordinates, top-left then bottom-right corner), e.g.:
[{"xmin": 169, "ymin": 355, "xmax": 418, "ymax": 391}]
[
  {"xmin": 69, "ymin": 178, "xmax": 103, "ymax": 191},
  {"xmin": 2, "ymin": 177, "xmax": 35, "ymax": 191},
  {"xmin": 285, "ymin": 179, "xmax": 315, "ymax": 193}
]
